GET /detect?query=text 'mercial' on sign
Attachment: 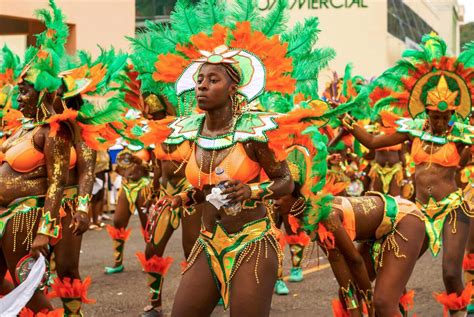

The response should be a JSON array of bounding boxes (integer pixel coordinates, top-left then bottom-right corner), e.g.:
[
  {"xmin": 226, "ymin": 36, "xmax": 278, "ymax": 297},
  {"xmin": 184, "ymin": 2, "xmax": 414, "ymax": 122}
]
[{"xmin": 259, "ymin": 0, "xmax": 369, "ymax": 11}]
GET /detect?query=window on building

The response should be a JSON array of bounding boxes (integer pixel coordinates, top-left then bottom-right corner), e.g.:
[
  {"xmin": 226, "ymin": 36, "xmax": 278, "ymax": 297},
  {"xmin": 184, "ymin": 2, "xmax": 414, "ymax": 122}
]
[
  {"xmin": 388, "ymin": 0, "xmax": 437, "ymax": 44},
  {"xmin": 136, "ymin": 0, "xmax": 198, "ymax": 30}
]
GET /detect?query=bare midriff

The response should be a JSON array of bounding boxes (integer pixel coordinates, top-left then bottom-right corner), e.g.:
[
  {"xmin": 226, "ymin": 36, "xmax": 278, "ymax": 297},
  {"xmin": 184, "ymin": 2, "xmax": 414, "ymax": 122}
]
[
  {"xmin": 415, "ymin": 163, "xmax": 457, "ymax": 203},
  {"xmin": 374, "ymin": 150, "xmax": 401, "ymax": 167},
  {"xmin": 0, "ymin": 163, "xmax": 47, "ymax": 206}
]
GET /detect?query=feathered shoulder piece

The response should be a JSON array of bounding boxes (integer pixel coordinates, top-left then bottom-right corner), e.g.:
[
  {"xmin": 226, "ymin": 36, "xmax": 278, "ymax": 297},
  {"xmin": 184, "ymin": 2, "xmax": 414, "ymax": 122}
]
[
  {"xmin": 395, "ymin": 117, "xmax": 474, "ymax": 145},
  {"xmin": 163, "ymin": 111, "xmax": 279, "ymax": 149}
]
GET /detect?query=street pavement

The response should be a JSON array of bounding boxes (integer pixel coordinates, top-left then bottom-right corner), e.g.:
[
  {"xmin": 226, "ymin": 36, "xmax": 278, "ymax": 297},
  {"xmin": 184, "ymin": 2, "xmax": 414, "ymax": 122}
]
[{"xmin": 65, "ymin": 216, "xmax": 446, "ymax": 316}]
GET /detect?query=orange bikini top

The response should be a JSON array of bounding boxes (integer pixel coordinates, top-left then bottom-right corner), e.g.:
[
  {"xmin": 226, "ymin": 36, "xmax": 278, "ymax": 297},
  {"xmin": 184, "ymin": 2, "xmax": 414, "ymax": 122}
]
[
  {"xmin": 2, "ymin": 128, "xmax": 77, "ymax": 173},
  {"xmin": 154, "ymin": 141, "xmax": 191, "ymax": 162},
  {"xmin": 411, "ymin": 137, "xmax": 460, "ymax": 167},
  {"xmin": 185, "ymin": 142, "xmax": 261, "ymax": 189}
]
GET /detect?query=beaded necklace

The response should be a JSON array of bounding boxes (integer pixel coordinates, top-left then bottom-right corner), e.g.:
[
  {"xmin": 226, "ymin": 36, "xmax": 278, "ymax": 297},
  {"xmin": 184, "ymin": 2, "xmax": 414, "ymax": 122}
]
[{"xmin": 197, "ymin": 113, "xmax": 242, "ymax": 187}]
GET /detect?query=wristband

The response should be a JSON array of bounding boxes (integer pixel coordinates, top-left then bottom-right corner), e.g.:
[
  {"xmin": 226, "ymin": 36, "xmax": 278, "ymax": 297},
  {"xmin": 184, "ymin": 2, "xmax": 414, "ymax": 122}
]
[
  {"xmin": 249, "ymin": 181, "xmax": 274, "ymax": 200},
  {"xmin": 76, "ymin": 194, "xmax": 91, "ymax": 214},
  {"xmin": 37, "ymin": 210, "xmax": 60, "ymax": 238}
]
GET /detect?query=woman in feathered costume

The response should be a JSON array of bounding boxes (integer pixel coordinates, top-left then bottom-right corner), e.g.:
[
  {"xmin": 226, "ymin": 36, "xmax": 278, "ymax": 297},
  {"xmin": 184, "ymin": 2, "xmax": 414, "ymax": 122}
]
[
  {"xmin": 47, "ymin": 47, "xmax": 128, "ymax": 316},
  {"xmin": 0, "ymin": 1, "xmax": 128, "ymax": 314},
  {"xmin": 344, "ymin": 33, "xmax": 474, "ymax": 316},
  {"xmin": 114, "ymin": 66, "xmax": 203, "ymax": 315},
  {"xmin": 133, "ymin": 0, "xmax": 339, "ymax": 315},
  {"xmin": 0, "ymin": 1, "xmax": 75, "ymax": 314},
  {"xmin": 321, "ymin": 65, "xmax": 371, "ymax": 197}
]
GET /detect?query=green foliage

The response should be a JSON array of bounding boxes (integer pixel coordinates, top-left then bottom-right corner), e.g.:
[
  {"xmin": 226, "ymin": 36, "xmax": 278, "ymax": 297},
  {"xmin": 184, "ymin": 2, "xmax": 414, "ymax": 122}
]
[{"xmin": 461, "ymin": 22, "xmax": 474, "ymax": 50}]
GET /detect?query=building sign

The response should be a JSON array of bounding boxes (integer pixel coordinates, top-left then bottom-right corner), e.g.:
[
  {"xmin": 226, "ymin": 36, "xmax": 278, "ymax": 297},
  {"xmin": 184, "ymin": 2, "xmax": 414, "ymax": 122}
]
[{"xmin": 259, "ymin": 0, "xmax": 368, "ymax": 10}]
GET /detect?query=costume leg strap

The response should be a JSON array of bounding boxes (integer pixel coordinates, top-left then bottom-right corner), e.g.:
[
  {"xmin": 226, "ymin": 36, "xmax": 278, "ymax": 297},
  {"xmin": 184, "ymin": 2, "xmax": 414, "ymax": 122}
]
[
  {"xmin": 435, "ymin": 283, "xmax": 473, "ymax": 317},
  {"xmin": 399, "ymin": 289, "xmax": 415, "ymax": 317},
  {"xmin": 463, "ymin": 254, "xmax": 474, "ymax": 312},
  {"xmin": 106, "ymin": 225, "xmax": 131, "ymax": 267},
  {"xmin": 19, "ymin": 307, "xmax": 65, "ymax": 317},
  {"xmin": 48, "ymin": 277, "xmax": 95, "ymax": 317},
  {"xmin": 285, "ymin": 232, "xmax": 310, "ymax": 268},
  {"xmin": 341, "ymin": 280, "xmax": 359, "ymax": 311},
  {"xmin": 136, "ymin": 252, "xmax": 173, "ymax": 303}
]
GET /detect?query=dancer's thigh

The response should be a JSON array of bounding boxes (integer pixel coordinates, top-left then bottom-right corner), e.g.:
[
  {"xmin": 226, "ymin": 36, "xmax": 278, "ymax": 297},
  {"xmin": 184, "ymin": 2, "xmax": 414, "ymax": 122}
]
[
  {"xmin": 229, "ymin": 243, "xmax": 278, "ymax": 317},
  {"xmin": 171, "ymin": 251, "xmax": 220, "ymax": 317}
]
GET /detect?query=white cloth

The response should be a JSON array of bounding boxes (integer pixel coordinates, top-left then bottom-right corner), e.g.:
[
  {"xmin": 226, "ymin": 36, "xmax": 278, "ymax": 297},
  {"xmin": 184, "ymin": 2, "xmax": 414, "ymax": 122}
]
[
  {"xmin": 206, "ymin": 187, "xmax": 230, "ymax": 209},
  {"xmin": 92, "ymin": 177, "xmax": 104, "ymax": 195},
  {"xmin": 0, "ymin": 255, "xmax": 46, "ymax": 316}
]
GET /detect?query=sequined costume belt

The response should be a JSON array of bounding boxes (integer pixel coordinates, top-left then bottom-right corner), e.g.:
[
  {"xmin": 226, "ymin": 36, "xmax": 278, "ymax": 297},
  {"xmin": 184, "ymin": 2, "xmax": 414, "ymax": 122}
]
[
  {"xmin": 0, "ymin": 196, "xmax": 45, "ymax": 251},
  {"xmin": 368, "ymin": 162, "xmax": 404, "ymax": 194},
  {"xmin": 120, "ymin": 177, "xmax": 151, "ymax": 213},
  {"xmin": 415, "ymin": 189, "xmax": 471, "ymax": 257},
  {"xmin": 183, "ymin": 217, "xmax": 282, "ymax": 309}
]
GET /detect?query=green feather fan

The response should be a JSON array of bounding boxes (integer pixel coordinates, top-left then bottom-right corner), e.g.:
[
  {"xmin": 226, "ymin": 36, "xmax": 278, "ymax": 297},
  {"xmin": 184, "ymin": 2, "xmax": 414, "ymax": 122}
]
[
  {"xmin": 259, "ymin": 0, "xmax": 288, "ymax": 36},
  {"xmin": 281, "ymin": 17, "xmax": 320, "ymax": 58},
  {"xmin": 196, "ymin": 0, "xmax": 226, "ymax": 32},
  {"xmin": 228, "ymin": 0, "xmax": 262, "ymax": 28},
  {"xmin": 458, "ymin": 41, "xmax": 474, "ymax": 67},
  {"xmin": 170, "ymin": 0, "xmax": 201, "ymax": 43}
]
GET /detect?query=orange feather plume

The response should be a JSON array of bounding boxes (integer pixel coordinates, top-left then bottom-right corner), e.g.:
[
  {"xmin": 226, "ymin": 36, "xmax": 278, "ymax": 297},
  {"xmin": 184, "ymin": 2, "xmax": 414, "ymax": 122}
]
[
  {"xmin": 105, "ymin": 225, "xmax": 132, "ymax": 240},
  {"xmin": 46, "ymin": 108, "xmax": 78, "ymax": 137},
  {"xmin": 48, "ymin": 277, "xmax": 95, "ymax": 304},
  {"xmin": 136, "ymin": 252, "xmax": 174, "ymax": 275},
  {"xmin": 152, "ymin": 54, "xmax": 189, "ymax": 83}
]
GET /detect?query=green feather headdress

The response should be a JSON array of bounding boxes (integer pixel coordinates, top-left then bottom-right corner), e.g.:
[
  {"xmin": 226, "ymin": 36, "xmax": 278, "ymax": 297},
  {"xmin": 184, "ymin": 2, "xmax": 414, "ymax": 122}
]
[
  {"xmin": 0, "ymin": 45, "xmax": 21, "ymax": 110},
  {"xmin": 366, "ymin": 33, "xmax": 474, "ymax": 120},
  {"xmin": 19, "ymin": 0, "xmax": 69, "ymax": 93},
  {"xmin": 129, "ymin": 0, "xmax": 335, "ymax": 116}
]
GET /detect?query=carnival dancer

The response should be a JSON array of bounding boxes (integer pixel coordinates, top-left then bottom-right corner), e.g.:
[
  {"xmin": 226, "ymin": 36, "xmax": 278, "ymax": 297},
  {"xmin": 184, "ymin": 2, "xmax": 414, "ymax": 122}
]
[
  {"xmin": 459, "ymin": 118, "xmax": 474, "ymax": 314},
  {"xmin": 364, "ymin": 86, "xmax": 416, "ymax": 198},
  {"xmin": 118, "ymin": 73, "xmax": 202, "ymax": 316},
  {"xmin": 322, "ymin": 65, "xmax": 371, "ymax": 197},
  {"xmin": 0, "ymin": 41, "xmax": 23, "ymax": 302},
  {"xmin": 135, "ymin": 0, "xmax": 340, "ymax": 314},
  {"xmin": 49, "ymin": 93, "xmax": 96, "ymax": 317},
  {"xmin": 47, "ymin": 47, "xmax": 128, "ymax": 315},
  {"xmin": 90, "ymin": 150, "xmax": 110, "ymax": 230},
  {"xmin": 0, "ymin": 2, "xmax": 129, "ymax": 314},
  {"xmin": 313, "ymin": 192, "xmax": 424, "ymax": 317},
  {"xmin": 104, "ymin": 142, "xmax": 153, "ymax": 274},
  {"xmin": 0, "ymin": 1, "xmax": 75, "ymax": 313},
  {"xmin": 344, "ymin": 33, "xmax": 474, "ymax": 316}
]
